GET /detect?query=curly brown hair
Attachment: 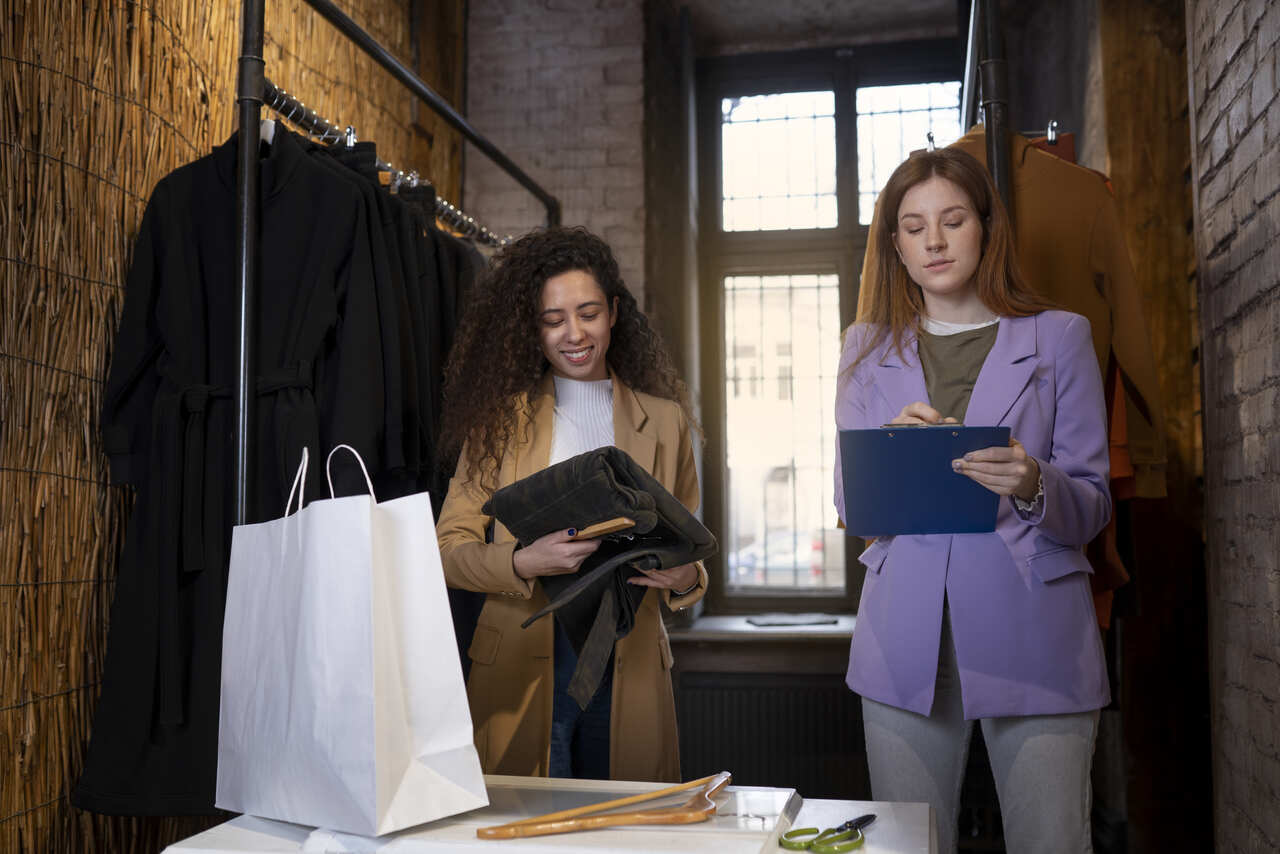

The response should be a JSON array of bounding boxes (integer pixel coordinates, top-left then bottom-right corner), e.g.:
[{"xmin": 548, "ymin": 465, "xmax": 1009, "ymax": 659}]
[{"xmin": 439, "ymin": 226, "xmax": 695, "ymax": 486}]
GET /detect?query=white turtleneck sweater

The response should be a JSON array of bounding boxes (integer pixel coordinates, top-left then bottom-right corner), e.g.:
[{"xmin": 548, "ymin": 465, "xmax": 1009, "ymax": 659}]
[{"xmin": 549, "ymin": 376, "xmax": 615, "ymax": 465}]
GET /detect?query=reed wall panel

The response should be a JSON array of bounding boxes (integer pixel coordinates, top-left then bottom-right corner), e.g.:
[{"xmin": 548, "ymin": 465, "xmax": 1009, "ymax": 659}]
[{"xmin": 1, "ymin": 1, "xmax": 464, "ymax": 850}]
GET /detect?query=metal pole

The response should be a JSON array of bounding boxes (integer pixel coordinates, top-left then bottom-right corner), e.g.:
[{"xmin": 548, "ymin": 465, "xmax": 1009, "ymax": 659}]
[
  {"xmin": 978, "ymin": 0, "xmax": 1013, "ymax": 224},
  {"xmin": 960, "ymin": 0, "xmax": 980, "ymax": 131},
  {"xmin": 234, "ymin": 0, "xmax": 265, "ymax": 525},
  {"xmin": 301, "ymin": 0, "xmax": 561, "ymax": 227}
]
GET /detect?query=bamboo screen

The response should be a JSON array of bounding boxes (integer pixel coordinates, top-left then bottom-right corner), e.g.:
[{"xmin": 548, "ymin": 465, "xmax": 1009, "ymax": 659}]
[{"xmin": 1, "ymin": 1, "xmax": 464, "ymax": 850}]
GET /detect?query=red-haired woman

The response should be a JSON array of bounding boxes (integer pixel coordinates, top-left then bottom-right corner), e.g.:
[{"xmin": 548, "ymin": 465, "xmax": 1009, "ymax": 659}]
[
  {"xmin": 836, "ymin": 149, "xmax": 1111, "ymax": 853},
  {"xmin": 436, "ymin": 226, "xmax": 705, "ymax": 784}
]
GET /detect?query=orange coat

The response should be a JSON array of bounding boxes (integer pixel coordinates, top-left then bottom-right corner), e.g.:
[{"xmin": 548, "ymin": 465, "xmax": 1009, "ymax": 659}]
[
  {"xmin": 436, "ymin": 371, "xmax": 706, "ymax": 782},
  {"xmin": 859, "ymin": 127, "xmax": 1167, "ymax": 497}
]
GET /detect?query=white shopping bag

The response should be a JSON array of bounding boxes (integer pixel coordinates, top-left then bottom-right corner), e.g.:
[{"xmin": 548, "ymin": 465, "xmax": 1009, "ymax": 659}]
[{"xmin": 216, "ymin": 445, "xmax": 488, "ymax": 836}]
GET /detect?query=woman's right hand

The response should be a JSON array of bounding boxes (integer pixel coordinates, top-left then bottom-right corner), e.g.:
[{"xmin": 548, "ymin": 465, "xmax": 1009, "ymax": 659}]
[
  {"xmin": 890, "ymin": 401, "xmax": 958, "ymax": 425},
  {"xmin": 512, "ymin": 529, "xmax": 602, "ymax": 580}
]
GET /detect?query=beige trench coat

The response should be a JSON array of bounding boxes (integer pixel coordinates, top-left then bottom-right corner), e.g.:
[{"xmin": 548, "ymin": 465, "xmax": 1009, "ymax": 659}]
[{"xmin": 436, "ymin": 371, "xmax": 707, "ymax": 782}]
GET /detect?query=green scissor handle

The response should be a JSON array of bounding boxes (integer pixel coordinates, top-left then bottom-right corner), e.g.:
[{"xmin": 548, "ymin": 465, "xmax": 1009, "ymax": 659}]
[
  {"xmin": 780, "ymin": 827, "xmax": 823, "ymax": 850},
  {"xmin": 812, "ymin": 828, "xmax": 864, "ymax": 853},
  {"xmin": 778, "ymin": 826, "xmax": 864, "ymax": 852}
]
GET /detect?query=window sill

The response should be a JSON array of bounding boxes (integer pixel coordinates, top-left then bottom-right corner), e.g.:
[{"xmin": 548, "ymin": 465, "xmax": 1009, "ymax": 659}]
[
  {"xmin": 668, "ymin": 613, "xmax": 855, "ymax": 642},
  {"xmin": 668, "ymin": 614, "xmax": 854, "ymax": 674}
]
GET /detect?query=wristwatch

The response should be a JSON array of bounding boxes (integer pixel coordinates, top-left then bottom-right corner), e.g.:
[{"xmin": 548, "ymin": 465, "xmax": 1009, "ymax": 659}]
[{"xmin": 672, "ymin": 576, "xmax": 700, "ymax": 597}]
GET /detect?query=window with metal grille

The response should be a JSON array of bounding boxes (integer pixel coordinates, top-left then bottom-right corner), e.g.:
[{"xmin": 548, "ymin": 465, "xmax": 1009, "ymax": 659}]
[
  {"xmin": 724, "ymin": 274, "xmax": 842, "ymax": 591},
  {"xmin": 697, "ymin": 43, "xmax": 963, "ymax": 612},
  {"xmin": 721, "ymin": 92, "xmax": 838, "ymax": 231},
  {"xmin": 856, "ymin": 82, "xmax": 963, "ymax": 224}
]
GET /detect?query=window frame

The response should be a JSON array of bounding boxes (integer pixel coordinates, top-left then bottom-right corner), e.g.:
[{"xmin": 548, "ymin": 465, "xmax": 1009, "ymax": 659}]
[{"xmin": 697, "ymin": 42, "xmax": 962, "ymax": 614}]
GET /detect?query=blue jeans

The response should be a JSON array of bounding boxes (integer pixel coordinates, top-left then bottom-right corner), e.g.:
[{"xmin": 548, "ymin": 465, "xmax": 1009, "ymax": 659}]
[{"xmin": 549, "ymin": 620, "xmax": 612, "ymax": 779}]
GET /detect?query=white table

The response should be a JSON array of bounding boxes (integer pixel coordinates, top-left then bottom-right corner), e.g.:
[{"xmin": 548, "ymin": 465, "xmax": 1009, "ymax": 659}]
[{"xmin": 165, "ymin": 776, "xmax": 935, "ymax": 854}]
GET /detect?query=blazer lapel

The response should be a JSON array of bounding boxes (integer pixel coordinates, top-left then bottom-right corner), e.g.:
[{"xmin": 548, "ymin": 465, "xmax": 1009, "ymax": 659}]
[
  {"xmin": 964, "ymin": 314, "xmax": 1040, "ymax": 427},
  {"xmin": 870, "ymin": 331, "xmax": 931, "ymax": 422},
  {"xmin": 515, "ymin": 372, "xmax": 556, "ymax": 481},
  {"xmin": 611, "ymin": 373, "xmax": 657, "ymax": 474}
]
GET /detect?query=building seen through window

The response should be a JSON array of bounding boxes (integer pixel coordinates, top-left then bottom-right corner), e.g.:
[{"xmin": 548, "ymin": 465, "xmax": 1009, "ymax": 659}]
[
  {"xmin": 724, "ymin": 274, "xmax": 841, "ymax": 590},
  {"xmin": 715, "ymin": 80, "xmax": 958, "ymax": 596}
]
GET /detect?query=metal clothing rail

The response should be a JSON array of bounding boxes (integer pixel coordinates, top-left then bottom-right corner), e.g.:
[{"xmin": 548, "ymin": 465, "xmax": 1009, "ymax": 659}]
[
  {"xmin": 960, "ymin": 0, "xmax": 980, "ymax": 131},
  {"xmin": 958, "ymin": 0, "xmax": 1013, "ymax": 221},
  {"xmin": 264, "ymin": 80, "xmax": 509, "ymax": 246},
  {"xmin": 234, "ymin": 1, "xmax": 561, "ymax": 523},
  {"xmin": 302, "ymin": 0, "xmax": 561, "ymax": 229},
  {"xmin": 234, "ymin": 0, "xmax": 265, "ymax": 525}
]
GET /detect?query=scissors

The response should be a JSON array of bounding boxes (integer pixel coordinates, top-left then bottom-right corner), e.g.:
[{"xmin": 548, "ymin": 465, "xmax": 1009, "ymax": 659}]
[{"xmin": 779, "ymin": 814, "xmax": 876, "ymax": 852}]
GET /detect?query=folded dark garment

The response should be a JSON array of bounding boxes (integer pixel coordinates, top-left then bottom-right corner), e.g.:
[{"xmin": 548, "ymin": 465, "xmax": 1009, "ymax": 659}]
[{"xmin": 483, "ymin": 446, "xmax": 717, "ymax": 708}]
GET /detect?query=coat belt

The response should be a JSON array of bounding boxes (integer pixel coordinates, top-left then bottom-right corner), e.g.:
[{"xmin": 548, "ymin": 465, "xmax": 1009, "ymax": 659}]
[{"xmin": 155, "ymin": 361, "xmax": 312, "ymax": 726}]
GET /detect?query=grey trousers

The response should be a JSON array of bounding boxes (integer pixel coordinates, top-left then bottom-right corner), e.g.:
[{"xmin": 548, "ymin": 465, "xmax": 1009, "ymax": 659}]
[{"xmin": 861, "ymin": 609, "xmax": 1099, "ymax": 854}]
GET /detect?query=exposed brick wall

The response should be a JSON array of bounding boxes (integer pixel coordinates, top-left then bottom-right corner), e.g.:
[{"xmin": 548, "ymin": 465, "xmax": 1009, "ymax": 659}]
[
  {"xmin": 1186, "ymin": 0, "xmax": 1280, "ymax": 848},
  {"xmin": 465, "ymin": 0, "xmax": 647, "ymax": 301}
]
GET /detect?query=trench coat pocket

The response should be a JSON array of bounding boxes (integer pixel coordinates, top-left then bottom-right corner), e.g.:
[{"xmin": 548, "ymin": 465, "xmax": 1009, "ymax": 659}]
[
  {"xmin": 1026, "ymin": 545, "xmax": 1090, "ymax": 584},
  {"xmin": 858, "ymin": 539, "xmax": 891, "ymax": 574},
  {"xmin": 468, "ymin": 624, "xmax": 502, "ymax": 665}
]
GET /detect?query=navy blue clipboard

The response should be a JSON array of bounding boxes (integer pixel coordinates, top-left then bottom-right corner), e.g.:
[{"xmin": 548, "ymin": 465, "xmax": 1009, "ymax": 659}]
[{"xmin": 840, "ymin": 425, "xmax": 1012, "ymax": 536}]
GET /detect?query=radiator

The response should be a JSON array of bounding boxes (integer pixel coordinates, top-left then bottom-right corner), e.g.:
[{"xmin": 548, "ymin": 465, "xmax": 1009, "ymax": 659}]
[{"xmin": 673, "ymin": 671, "xmax": 871, "ymax": 800}]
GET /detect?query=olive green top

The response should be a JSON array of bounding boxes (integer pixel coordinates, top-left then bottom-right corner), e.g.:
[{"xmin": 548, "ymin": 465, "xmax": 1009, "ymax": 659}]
[{"xmin": 917, "ymin": 323, "xmax": 999, "ymax": 422}]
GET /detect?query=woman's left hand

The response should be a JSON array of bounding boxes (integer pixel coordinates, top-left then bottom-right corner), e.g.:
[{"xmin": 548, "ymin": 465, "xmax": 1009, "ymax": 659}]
[
  {"xmin": 628, "ymin": 562, "xmax": 699, "ymax": 592},
  {"xmin": 952, "ymin": 438, "xmax": 1041, "ymax": 501}
]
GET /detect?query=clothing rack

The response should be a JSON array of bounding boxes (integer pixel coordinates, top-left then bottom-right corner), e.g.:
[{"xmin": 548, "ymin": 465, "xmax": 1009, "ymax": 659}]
[
  {"xmin": 263, "ymin": 80, "xmax": 508, "ymax": 247},
  {"xmin": 234, "ymin": 0, "xmax": 561, "ymax": 524}
]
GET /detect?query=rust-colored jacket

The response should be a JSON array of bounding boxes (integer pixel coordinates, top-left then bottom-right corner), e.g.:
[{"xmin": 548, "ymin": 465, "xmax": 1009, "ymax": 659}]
[
  {"xmin": 859, "ymin": 127, "xmax": 1167, "ymax": 497},
  {"xmin": 436, "ymin": 371, "xmax": 706, "ymax": 782}
]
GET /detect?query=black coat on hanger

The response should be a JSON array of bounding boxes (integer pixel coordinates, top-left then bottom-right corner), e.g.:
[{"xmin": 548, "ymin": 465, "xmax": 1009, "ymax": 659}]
[
  {"xmin": 75, "ymin": 126, "xmax": 390, "ymax": 815},
  {"xmin": 311, "ymin": 141, "xmax": 420, "ymax": 481}
]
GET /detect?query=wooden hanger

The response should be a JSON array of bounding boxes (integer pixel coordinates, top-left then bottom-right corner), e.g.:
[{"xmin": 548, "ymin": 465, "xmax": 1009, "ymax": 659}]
[{"xmin": 476, "ymin": 772, "xmax": 733, "ymax": 840}]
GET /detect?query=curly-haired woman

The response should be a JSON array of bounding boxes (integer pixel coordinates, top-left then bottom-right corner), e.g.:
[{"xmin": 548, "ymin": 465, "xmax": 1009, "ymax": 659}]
[{"xmin": 435, "ymin": 226, "xmax": 706, "ymax": 783}]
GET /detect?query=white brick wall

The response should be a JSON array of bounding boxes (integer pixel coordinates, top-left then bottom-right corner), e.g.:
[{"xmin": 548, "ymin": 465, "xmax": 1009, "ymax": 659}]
[{"xmin": 465, "ymin": 0, "xmax": 647, "ymax": 301}]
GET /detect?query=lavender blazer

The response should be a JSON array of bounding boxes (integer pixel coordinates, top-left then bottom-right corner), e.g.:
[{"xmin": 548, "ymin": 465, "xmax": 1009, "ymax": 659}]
[{"xmin": 834, "ymin": 310, "xmax": 1111, "ymax": 718}]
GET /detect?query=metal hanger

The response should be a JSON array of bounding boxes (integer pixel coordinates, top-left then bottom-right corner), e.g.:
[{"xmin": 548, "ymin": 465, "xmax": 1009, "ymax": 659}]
[{"xmin": 263, "ymin": 79, "xmax": 508, "ymax": 245}]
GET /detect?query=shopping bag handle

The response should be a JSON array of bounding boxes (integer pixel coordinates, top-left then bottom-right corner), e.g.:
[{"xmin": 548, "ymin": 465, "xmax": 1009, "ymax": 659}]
[
  {"xmin": 326, "ymin": 444, "xmax": 378, "ymax": 500},
  {"xmin": 284, "ymin": 447, "xmax": 310, "ymax": 517}
]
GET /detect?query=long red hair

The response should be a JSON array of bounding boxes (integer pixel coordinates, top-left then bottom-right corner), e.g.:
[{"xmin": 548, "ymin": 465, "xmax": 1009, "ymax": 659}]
[{"xmin": 850, "ymin": 147, "xmax": 1052, "ymax": 371}]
